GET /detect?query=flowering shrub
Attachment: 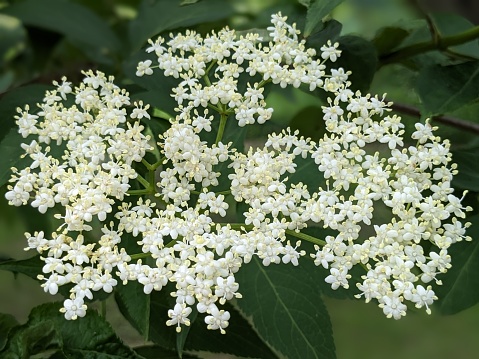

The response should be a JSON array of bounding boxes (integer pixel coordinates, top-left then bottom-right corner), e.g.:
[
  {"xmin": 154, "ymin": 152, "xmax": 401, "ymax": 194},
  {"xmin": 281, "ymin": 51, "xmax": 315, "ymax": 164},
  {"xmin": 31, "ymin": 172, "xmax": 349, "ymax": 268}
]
[{"xmin": 1, "ymin": 1, "xmax": 479, "ymax": 358}]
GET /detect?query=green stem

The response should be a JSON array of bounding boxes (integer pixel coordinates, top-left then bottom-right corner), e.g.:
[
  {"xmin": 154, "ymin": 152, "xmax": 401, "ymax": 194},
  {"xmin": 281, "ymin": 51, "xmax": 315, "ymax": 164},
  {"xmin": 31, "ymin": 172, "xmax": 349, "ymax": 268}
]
[
  {"xmin": 136, "ymin": 174, "xmax": 151, "ymax": 189},
  {"xmin": 130, "ymin": 253, "xmax": 150, "ymax": 260},
  {"xmin": 285, "ymin": 229, "xmax": 327, "ymax": 246},
  {"xmin": 226, "ymin": 223, "xmax": 327, "ymax": 246},
  {"xmin": 127, "ymin": 189, "xmax": 152, "ymax": 196},
  {"xmin": 215, "ymin": 112, "xmax": 228, "ymax": 145},
  {"xmin": 380, "ymin": 25, "xmax": 479, "ymax": 65}
]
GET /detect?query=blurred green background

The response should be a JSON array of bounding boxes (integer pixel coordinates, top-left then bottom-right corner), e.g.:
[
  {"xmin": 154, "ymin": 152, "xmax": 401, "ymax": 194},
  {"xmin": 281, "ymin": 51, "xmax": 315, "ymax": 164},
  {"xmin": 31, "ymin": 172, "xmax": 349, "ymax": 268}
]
[{"xmin": 1, "ymin": 0, "xmax": 479, "ymax": 358}]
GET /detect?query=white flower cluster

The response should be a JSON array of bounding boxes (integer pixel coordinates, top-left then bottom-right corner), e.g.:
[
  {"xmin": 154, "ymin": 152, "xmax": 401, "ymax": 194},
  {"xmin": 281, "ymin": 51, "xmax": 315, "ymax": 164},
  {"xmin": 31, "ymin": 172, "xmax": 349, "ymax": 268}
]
[{"xmin": 5, "ymin": 13, "xmax": 472, "ymax": 332}]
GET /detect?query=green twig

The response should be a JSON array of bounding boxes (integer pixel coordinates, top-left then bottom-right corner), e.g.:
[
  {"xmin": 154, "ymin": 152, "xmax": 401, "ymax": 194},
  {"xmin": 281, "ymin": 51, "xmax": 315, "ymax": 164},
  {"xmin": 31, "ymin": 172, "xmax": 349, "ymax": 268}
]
[
  {"xmin": 380, "ymin": 25, "xmax": 479, "ymax": 65},
  {"xmin": 215, "ymin": 112, "xmax": 228, "ymax": 145},
  {"xmin": 285, "ymin": 229, "xmax": 327, "ymax": 246}
]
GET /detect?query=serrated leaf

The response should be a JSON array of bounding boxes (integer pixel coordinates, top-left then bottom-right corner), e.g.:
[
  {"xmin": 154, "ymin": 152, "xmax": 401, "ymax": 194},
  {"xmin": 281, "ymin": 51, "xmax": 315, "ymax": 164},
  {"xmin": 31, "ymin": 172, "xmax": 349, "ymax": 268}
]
[
  {"xmin": 304, "ymin": 0, "xmax": 344, "ymax": 37},
  {"xmin": 27, "ymin": 302, "xmax": 142, "ymax": 358},
  {"xmin": 1, "ymin": 320, "xmax": 59, "ymax": 358},
  {"xmin": 2, "ymin": 0, "xmax": 121, "ymax": 63},
  {"xmin": 128, "ymin": 0, "xmax": 233, "ymax": 51},
  {"xmin": 417, "ymin": 61, "xmax": 479, "ymax": 116},
  {"xmin": 334, "ymin": 35, "xmax": 378, "ymax": 92},
  {"xmin": 435, "ymin": 216, "xmax": 479, "ymax": 314},
  {"xmin": 0, "ymin": 313, "xmax": 19, "ymax": 351},
  {"xmin": 451, "ymin": 149, "xmax": 479, "ymax": 191},
  {"xmin": 115, "ymin": 281, "xmax": 150, "ymax": 338},
  {"xmin": 234, "ymin": 257, "xmax": 336, "ymax": 359}
]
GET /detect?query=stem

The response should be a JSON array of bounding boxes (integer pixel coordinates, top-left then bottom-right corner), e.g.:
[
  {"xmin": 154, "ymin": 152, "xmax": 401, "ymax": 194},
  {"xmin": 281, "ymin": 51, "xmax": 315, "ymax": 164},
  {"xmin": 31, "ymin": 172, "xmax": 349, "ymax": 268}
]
[
  {"xmin": 130, "ymin": 253, "xmax": 150, "ymax": 260},
  {"xmin": 285, "ymin": 229, "xmax": 327, "ymax": 246},
  {"xmin": 215, "ymin": 112, "xmax": 228, "ymax": 145},
  {"xmin": 127, "ymin": 189, "xmax": 152, "ymax": 196},
  {"xmin": 136, "ymin": 174, "xmax": 151, "ymax": 189},
  {"xmin": 380, "ymin": 25, "xmax": 479, "ymax": 65},
  {"xmin": 391, "ymin": 102, "xmax": 479, "ymax": 135},
  {"xmin": 226, "ymin": 223, "xmax": 327, "ymax": 246}
]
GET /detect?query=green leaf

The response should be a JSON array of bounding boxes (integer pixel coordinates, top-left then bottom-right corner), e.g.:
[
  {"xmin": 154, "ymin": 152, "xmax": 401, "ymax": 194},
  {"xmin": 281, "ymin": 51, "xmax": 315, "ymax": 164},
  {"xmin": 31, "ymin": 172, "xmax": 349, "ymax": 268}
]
[
  {"xmin": 0, "ymin": 84, "xmax": 52, "ymax": 142},
  {"xmin": 0, "ymin": 313, "xmax": 19, "ymax": 351},
  {"xmin": 27, "ymin": 302, "xmax": 141, "ymax": 358},
  {"xmin": 289, "ymin": 105, "xmax": 326, "ymax": 141},
  {"xmin": 305, "ymin": 19, "xmax": 342, "ymax": 50},
  {"xmin": 128, "ymin": 0, "xmax": 233, "ymax": 52},
  {"xmin": 234, "ymin": 257, "xmax": 336, "ymax": 359},
  {"xmin": 135, "ymin": 345, "xmax": 200, "ymax": 359},
  {"xmin": 451, "ymin": 149, "xmax": 479, "ymax": 191},
  {"xmin": 1, "ymin": 0, "xmax": 122, "ymax": 63},
  {"xmin": 334, "ymin": 35, "xmax": 378, "ymax": 92},
  {"xmin": 0, "ymin": 255, "xmax": 43, "ymax": 281},
  {"xmin": 431, "ymin": 13, "xmax": 479, "ymax": 59},
  {"xmin": 0, "ymin": 127, "xmax": 28, "ymax": 187},
  {"xmin": 304, "ymin": 0, "xmax": 344, "ymax": 37},
  {"xmin": 417, "ymin": 61, "xmax": 479, "ymax": 116},
  {"xmin": 373, "ymin": 26, "xmax": 410, "ymax": 56},
  {"xmin": 176, "ymin": 308, "xmax": 197, "ymax": 358},
  {"xmin": 1, "ymin": 320, "xmax": 59, "ymax": 358},
  {"xmin": 435, "ymin": 215, "xmax": 479, "ymax": 314},
  {"xmin": 114, "ymin": 281, "xmax": 150, "ymax": 338},
  {"xmin": 148, "ymin": 285, "xmax": 277, "ymax": 358},
  {"xmin": 0, "ymin": 84, "xmax": 53, "ymax": 187}
]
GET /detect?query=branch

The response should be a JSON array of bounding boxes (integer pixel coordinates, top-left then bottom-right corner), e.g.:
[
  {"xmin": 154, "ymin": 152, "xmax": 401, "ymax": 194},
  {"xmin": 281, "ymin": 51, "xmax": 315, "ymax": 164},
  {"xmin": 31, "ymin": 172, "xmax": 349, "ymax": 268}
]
[
  {"xmin": 380, "ymin": 25, "xmax": 479, "ymax": 65},
  {"xmin": 390, "ymin": 102, "xmax": 479, "ymax": 135}
]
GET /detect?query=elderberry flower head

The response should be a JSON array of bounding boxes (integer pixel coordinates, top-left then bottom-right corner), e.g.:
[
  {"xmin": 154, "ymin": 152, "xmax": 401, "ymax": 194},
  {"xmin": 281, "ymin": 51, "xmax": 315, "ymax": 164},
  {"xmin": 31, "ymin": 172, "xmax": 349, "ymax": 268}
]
[{"xmin": 5, "ymin": 13, "xmax": 473, "ymax": 334}]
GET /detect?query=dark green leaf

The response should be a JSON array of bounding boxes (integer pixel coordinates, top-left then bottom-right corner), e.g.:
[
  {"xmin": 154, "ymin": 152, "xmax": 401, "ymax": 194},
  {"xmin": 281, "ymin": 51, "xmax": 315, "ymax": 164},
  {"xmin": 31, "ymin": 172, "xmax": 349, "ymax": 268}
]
[
  {"xmin": 305, "ymin": 19, "xmax": 342, "ymax": 50},
  {"xmin": 148, "ymin": 285, "xmax": 277, "ymax": 358},
  {"xmin": 148, "ymin": 286, "xmax": 176, "ymax": 349},
  {"xmin": 235, "ymin": 257, "xmax": 336, "ymax": 359},
  {"xmin": 0, "ymin": 127, "xmax": 28, "ymax": 187},
  {"xmin": 2, "ymin": 0, "xmax": 121, "ymax": 63},
  {"xmin": 134, "ymin": 345, "xmax": 200, "ymax": 359},
  {"xmin": 334, "ymin": 35, "xmax": 378, "ymax": 92},
  {"xmin": 176, "ymin": 308, "xmax": 197, "ymax": 358},
  {"xmin": 373, "ymin": 26, "xmax": 410, "ymax": 55},
  {"xmin": 451, "ymin": 149, "xmax": 479, "ymax": 191},
  {"xmin": 0, "ymin": 255, "xmax": 43, "ymax": 281},
  {"xmin": 304, "ymin": 0, "xmax": 344, "ymax": 37},
  {"xmin": 435, "ymin": 215, "xmax": 479, "ymax": 314},
  {"xmin": 0, "ymin": 84, "xmax": 52, "ymax": 142},
  {"xmin": 27, "ymin": 302, "xmax": 142, "ymax": 358},
  {"xmin": 1, "ymin": 320, "xmax": 59, "ymax": 359},
  {"xmin": 417, "ymin": 61, "xmax": 479, "ymax": 116},
  {"xmin": 289, "ymin": 105, "xmax": 326, "ymax": 141},
  {"xmin": 128, "ymin": 0, "xmax": 233, "ymax": 52},
  {"xmin": 0, "ymin": 313, "xmax": 19, "ymax": 351},
  {"xmin": 115, "ymin": 281, "xmax": 150, "ymax": 338}
]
